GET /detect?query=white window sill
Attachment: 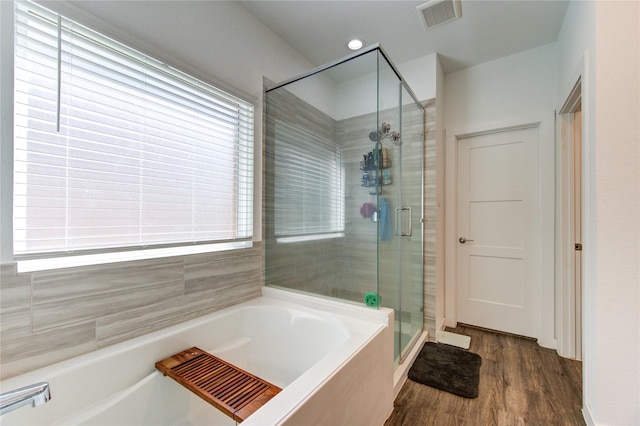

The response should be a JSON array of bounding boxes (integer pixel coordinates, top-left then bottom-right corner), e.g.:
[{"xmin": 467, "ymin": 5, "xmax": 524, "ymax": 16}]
[
  {"xmin": 16, "ymin": 241, "xmax": 253, "ymax": 273},
  {"xmin": 275, "ymin": 233, "xmax": 344, "ymax": 244}
]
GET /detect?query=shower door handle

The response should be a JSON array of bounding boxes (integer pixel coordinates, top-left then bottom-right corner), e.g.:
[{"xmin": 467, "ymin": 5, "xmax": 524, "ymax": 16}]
[
  {"xmin": 403, "ymin": 207, "xmax": 412, "ymax": 237},
  {"xmin": 395, "ymin": 207, "xmax": 412, "ymax": 237}
]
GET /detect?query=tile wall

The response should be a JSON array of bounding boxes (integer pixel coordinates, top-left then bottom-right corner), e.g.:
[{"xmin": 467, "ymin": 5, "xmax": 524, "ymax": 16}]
[
  {"xmin": 263, "ymin": 85, "xmax": 342, "ymax": 296},
  {"xmin": 338, "ymin": 100, "xmax": 436, "ymax": 340},
  {"xmin": 335, "ymin": 110, "xmax": 380, "ymax": 300},
  {"xmin": 0, "ymin": 244, "xmax": 262, "ymax": 379},
  {"xmin": 423, "ymin": 99, "xmax": 437, "ymax": 339}
]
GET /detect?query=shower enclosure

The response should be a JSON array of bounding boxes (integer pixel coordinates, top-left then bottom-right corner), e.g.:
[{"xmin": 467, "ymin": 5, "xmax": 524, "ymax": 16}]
[{"xmin": 264, "ymin": 45, "xmax": 424, "ymax": 366}]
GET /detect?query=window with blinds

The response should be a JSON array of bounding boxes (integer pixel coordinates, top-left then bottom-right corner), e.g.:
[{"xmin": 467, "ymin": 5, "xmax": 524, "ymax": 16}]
[
  {"xmin": 274, "ymin": 120, "xmax": 344, "ymax": 242},
  {"xmin": 13, "ymin": 0, "xmax": 254, "ymax": 260}
]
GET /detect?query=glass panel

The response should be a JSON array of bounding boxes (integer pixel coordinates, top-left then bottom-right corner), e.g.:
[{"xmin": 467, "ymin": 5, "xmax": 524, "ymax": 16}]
[
  {"xmin": 264, "ymin": 50, "xmax": 380, "ymax": 304},
  {"xmin": 375, "ymin": 50, "xmax": 403, "ymax": 366},
  {"xmin": 399, "ymin": 83, "xmax": 425, "ymax": 361}
]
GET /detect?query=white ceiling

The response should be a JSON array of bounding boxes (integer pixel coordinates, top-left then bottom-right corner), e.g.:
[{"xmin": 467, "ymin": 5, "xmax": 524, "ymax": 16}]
[{"xmin": 239, "ymin": 0, "xmax": 570, "ymax": 73}]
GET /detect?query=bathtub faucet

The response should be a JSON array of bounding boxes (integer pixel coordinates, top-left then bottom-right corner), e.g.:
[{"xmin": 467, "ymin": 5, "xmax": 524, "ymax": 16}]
[{"xmin": 0, "ymin": 382, "xmax": 51, "ymax": 416}]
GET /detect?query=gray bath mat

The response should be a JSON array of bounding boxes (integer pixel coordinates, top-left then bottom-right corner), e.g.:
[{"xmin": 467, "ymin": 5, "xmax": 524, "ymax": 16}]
[{"xmin": 408, "ymin": 342, "xmax": 482, "ymax": 398}]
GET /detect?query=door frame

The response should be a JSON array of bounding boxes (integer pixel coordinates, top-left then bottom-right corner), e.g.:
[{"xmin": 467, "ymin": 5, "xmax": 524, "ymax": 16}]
[
  {"xmin": 556, "ymin": 76, "xmax": 584, "ymax": 360},
  {"xmin": 444, "ymin": 111, "xmax": 556, "ymax": 349}
]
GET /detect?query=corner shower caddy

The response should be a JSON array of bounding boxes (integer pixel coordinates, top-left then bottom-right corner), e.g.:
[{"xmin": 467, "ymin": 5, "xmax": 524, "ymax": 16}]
[
  {"xmin": 360, "ymin": 153, "xmax": 392, "ymax": 195},
  {"xmin": 360, "ymin": 122, "xmax": 398, "ymax": 195}
]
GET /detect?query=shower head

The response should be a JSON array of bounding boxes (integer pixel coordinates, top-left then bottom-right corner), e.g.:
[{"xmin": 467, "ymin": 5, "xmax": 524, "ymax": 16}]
[{"xmin": 369, "ymin": 123, "xmax": 399, "ymax": 144}]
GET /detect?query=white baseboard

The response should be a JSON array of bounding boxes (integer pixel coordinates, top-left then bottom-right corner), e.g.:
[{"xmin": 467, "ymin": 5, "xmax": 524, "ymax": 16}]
[
  {"xmin": 582, "ymin": 403, "xmax": 596, "ymax": 426},
  {"xmin": 437, "ymin": 317, "xmax": 447, "ymax": 335}
]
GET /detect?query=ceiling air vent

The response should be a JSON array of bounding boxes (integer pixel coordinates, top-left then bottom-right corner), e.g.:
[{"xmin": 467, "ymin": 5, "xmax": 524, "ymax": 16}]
[{"xmin": 417, "ymin": 0, "xmax": 462, "ymax": 30}]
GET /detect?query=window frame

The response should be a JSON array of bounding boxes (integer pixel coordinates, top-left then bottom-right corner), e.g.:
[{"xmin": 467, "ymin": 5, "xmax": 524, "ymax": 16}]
[
  {"xmin": 9, "ymin": 0, "xmax": 256, "ymax": 271},
  {"xmin": 272, "ymin": 119, "xmax": 345, "ymax": 243}
]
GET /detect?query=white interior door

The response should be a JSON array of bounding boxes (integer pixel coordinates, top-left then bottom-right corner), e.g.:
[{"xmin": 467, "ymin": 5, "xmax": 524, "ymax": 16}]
[{"xmin": 456, "ymin": 126, "xmax": 539, "ymax": 338}]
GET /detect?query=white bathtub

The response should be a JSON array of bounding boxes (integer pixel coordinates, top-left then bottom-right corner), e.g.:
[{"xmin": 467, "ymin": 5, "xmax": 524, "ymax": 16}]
[{"xmin": 0, "ymin": 287, "xmax": 394, "ymax": 425}]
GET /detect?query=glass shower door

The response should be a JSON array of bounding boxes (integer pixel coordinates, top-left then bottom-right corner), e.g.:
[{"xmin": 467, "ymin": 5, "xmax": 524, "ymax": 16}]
[
  {"xmin": 375, "ymin": 52, "xmax": 401, "ymax": 366},
  {"xmin": 398, "ymin": 83, "xmax": 424, "ymax": 362},
  {"xmin": 375, "ymin": 52, "xmax": 424, "ymax": 366}
]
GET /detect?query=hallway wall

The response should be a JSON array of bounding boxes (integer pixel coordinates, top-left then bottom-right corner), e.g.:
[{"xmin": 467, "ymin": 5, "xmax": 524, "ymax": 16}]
[
  {"xmin": 555, "ymin": 1, "xmax": 640, "ymax": 424},
  {"xmin": 442, "ymin": 44, "xmax": 557, "ymax": 349}
]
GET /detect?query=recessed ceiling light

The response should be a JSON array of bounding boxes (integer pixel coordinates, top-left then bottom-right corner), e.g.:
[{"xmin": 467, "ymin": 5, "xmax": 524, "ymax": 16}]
[{"xmin": 347, "ymin": 39, "xmax": 365, "ymax": 51}]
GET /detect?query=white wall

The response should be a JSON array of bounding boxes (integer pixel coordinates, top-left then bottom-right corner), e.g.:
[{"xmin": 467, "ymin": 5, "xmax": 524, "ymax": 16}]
[
  {"xmin": 273, "ymin": 71, "xmax": 338, "ymax": 119},
  {"xmin": 445, "ymin": 44, "xmax": 557, "ymax": 130},
  {"xmin": 443, "ymin": 44, "xmax": 558, "ymax": 349},
  {"xmin": 592, "ymin": 0, "xmax": 640, "ymax": 413},
  {"xmin": 0, "ymin": 1, "xmax": 14, "ymax": 264},
  {"xmin": 557, "ymin": 1, "xmax": 640, "ymax": 424},
  {"xmin": 334, "ymin": 52, "xmax": 437, "ymax": 120},
  {"xmin": 269, "ymin": 51, "xmax": 437, "ymax": 122},
  {"xmin": 555, "ymin": 0, "xmax": 597, "ymax": 422},
  {"xmin": 591, "ymin": 3, "xmax": 640, "ymax": 421},
  {"xmin": 41, "ymin": 1, "xmax": 314, "ymax": 100},
  {"xmin": 334, "ymin": 70, "xmax": 379, "ymax": 120},
  {"xmin": 398, "ymin": 53, "xmax": 437, "ymax": 102}
]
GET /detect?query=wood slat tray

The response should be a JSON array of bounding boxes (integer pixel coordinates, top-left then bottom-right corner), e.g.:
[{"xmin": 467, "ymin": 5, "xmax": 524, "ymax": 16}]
[{"xmin": 155, "ymin": 347, "xmax": 281, "ymax": 423}]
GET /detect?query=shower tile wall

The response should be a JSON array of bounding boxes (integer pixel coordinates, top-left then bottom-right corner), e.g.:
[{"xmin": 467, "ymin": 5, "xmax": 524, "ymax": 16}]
[
  {"xmin": 337, "ymin": 103, "xmax": 435, "ymax": 340},
  {"xmin": 337, "ymin": 102, "xmax": 436, "ymax": 340},
  {"xmin": 335, "ymin": 112, "xmax": 379, "ymax": 301},
  {"xmin": 264, "ymin": 88, "xmax": 437, "ymax": 338},
  {"xmin": 337, "ymin": 109, "xmax": 402, "ymax": 306},
  {"xmin": 424, "ymin": 100, "xmax": 436, "ymax": 339},
  {"xmin": 263, "ymin": 87, "xmax": 341, "ymax": 296}
]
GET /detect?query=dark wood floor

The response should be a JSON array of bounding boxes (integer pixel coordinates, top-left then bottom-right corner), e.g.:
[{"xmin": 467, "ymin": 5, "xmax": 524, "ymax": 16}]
[{"xmin": 385, "ymin": 325, "xmax": 584, "ymax": 426}]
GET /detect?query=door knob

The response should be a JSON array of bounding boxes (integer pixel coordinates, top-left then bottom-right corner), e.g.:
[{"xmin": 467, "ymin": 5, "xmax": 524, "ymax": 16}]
[{"xmin": 459, "ymin": 237, "xmax": 474, "ymax": 244}]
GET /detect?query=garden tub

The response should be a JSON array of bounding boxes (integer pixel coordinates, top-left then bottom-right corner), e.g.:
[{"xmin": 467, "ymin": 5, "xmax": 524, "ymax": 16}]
[{"xmin": 0, "ymin": 287, "xmax": 394, "ymax": 425}]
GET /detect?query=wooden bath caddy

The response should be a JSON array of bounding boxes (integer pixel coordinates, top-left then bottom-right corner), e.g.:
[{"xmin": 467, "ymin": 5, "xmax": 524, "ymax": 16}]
[{"xmin": 155, "ymin": 347, "xmax": 282, "ymax": 423}]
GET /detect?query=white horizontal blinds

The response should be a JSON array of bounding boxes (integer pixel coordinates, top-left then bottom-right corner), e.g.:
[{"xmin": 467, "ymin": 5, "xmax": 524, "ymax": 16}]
[
  {"xmin": 274, "ymin": 120, "xmax": 344, "ymax": 236},
  {"xmin": 13, "ymin": 1, "xmax": 253, "ymax": 257}
]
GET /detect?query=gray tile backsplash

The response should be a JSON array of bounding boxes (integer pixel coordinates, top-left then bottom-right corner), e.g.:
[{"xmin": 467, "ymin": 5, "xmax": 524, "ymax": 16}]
[
  {"xmin": 0, "ymin": 242, "xmax": 262, "ymax": 379},
  {"xmin": 0, "ymin": 265, "xmax": 31, "ymax": 339}
]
